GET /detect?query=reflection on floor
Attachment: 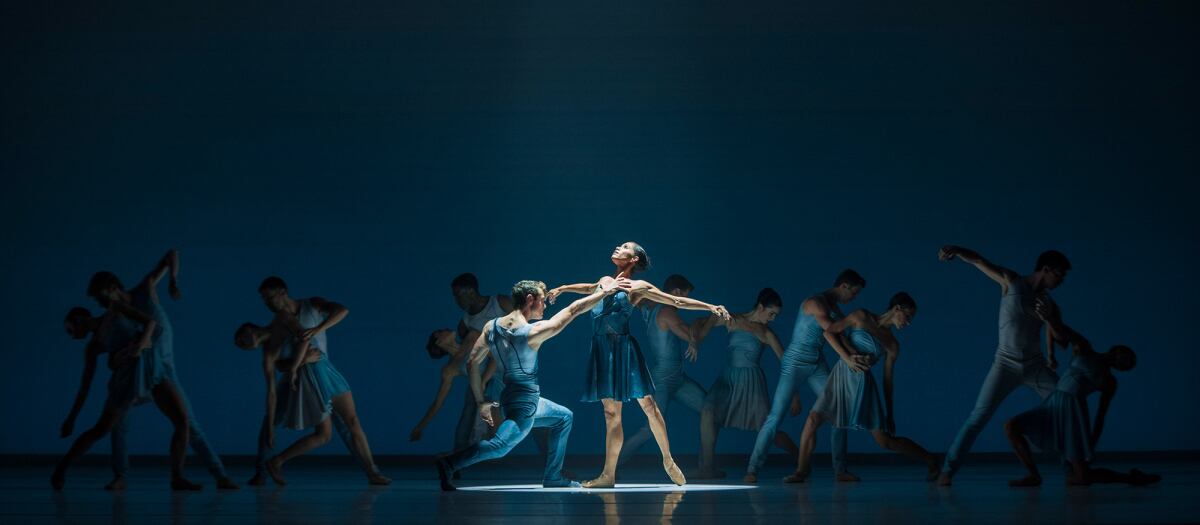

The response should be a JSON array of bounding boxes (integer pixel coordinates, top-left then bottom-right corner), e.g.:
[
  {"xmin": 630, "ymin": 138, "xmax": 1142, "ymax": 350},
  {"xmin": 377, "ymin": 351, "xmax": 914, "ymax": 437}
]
[{"xmin": 3, "ymin": 459, "xmax": 1188, "ymax": 524}]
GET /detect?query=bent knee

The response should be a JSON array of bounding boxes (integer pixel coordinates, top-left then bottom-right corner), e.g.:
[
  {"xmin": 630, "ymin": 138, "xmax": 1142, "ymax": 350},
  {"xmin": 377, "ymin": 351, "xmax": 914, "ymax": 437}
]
[{"xmin": 1003, "ymin": 419, "xmax": 1020, "ymax": 436}]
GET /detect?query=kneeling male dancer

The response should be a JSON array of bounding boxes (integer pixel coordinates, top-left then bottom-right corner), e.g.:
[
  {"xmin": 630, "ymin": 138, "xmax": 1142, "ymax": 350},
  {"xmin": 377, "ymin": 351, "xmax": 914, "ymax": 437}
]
[{"xmin": 436, "ymin": 277, "xmax": 627, "ymax": 490}]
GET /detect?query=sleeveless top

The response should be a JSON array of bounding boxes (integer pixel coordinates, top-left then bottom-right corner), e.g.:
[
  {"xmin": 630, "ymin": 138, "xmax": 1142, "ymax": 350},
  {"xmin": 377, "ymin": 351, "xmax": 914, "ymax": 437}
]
[
  {"xmin": 463, "ymin": 295, "xmax": 507, "ymax": 332},
  {"xmin": 592, "ymin": 291, "xmax": 634, "ymax": 336},
  {"xmin": 997, "ymin": 279, "xmax": 1051, "ymax": 367},
  {"xmin": 727, "ymin": 329, "xmax": 766, "ymax": 368}
]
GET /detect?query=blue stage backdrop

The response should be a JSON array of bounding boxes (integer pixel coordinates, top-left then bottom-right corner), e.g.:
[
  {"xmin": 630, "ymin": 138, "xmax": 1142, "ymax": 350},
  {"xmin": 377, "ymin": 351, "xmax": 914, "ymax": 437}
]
[{"xmin": 2, "ymin": 2, "xmax": 1197, "ymax": 458}]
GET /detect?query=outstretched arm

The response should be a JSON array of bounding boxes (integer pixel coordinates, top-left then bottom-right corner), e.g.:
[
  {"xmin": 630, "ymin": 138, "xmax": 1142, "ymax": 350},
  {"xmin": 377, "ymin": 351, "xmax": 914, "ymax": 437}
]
[
  {"xmin": 141, "ymin": 249, "xmax": 181, "ymax": 302},
  {"xmin": 819, "ymin": 306, "xmax": 871, "ymax": 372},
  {"xmin": 410, "ymin": 365, "xmax": 459, "ymax": 441},
  {"xmin": 938, "ymin": 245, "xmax": 1018, "ymax": 288},
  {"xmin": 61, "ymin": 338, "xmax": 103, "ymax": 437},
  {"xmin": 301, "ymin": 297, "xmax": 348, "ymax": 342},
  {"xmin": 546, "ymin": 282, "xmax": 600, "ymax": 304},
  {"xmin": 1092, "ymin": 379, "xmax": 1117, "ymax": 449},
  {"xmin": 628, "ymin": 280, "xmax": 729, "ymax": 320},
  {"xmin": 529, "ymin": 281, "xmax": 623, "ymax": 347}
]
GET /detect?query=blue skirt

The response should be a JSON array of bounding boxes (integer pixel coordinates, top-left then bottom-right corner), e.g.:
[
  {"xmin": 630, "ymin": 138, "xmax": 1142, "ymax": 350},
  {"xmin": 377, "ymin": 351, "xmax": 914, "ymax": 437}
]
[
  {"xmin": 1012, "ymin": 390, "xmax": 1094, "ymax": 463},
  {"xmin": 811, "ymin": 361, "xmax": 887, "ymax": 432},
  {"xmin": 105, "ymin": 345, "xmax": 172, "ymax": 411},
  {"xmin": 582, "ymin": 333, "xmax": 655, "ymax": 402},
  {"xmin": 705, "ymin": 366, "xmax": 770, "ymax": 431},
  {"xmin": 275, "ymin": 359, "xmax": 352, "ymax": 430}
]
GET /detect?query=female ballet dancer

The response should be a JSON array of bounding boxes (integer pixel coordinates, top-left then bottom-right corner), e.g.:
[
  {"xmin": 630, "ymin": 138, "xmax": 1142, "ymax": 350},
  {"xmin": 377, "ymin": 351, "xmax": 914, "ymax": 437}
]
[
  {"xmin": 54, "ymin": 266, "xmax": 198, "ymax": 490},
  {"xmin": 547, "ymin": 241, "xmax": 730, "ymax": 488},
  {"xmin": 690, "ymin": 288, "xmax": 798, "ymax": 478},
  {"xmin": 787, "ymin": 292, "xmax": 939, "ymax": 482},
  {"xmin": 1004, "ymin": 327, "xmax": 1158, "ymax": 485},
  {"xmin": 249, "ymin": 277, "xmax": 390, "ymax": 485},
  {"xmin": 410, "ymin": 329, "xmax": 498, "ymax": 448}
]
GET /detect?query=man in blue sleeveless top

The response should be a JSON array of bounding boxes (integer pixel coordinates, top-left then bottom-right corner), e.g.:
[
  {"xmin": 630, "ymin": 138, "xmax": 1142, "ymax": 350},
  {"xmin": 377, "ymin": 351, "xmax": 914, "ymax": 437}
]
[
  {"xmin": 745, "ymin": 269, "xmax": 868, "ymax": 483},
  {"xmin": 436, "ymin": 278, "xmax": 627, "ymax": 491},
  {"xmin": 618, "ymin": 274, "xmax": 707, "ymax": 468},
  {"xmin": 936, "ymin": 247, "xmax": 1071, "ymax": 485},
  {"xmin": 64, "ymin": 250, "xmax": 236, "ymax": 490}
]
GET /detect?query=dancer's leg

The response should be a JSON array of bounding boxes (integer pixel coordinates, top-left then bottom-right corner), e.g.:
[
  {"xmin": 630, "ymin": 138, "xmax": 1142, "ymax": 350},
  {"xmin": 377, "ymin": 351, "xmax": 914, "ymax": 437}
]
[
  {"xmin": 267, "ymin": 417, "xmax": 333, "ymax": 485},
  {"xmin": 150, "ymin": 381, "xmax": 199, "ymax": 490},
  {"xmin": 618, "ymin": 379, "xmax": 676, "ymax": 465},
  {"xmin": 698, "ymin": 403, "xmax": 720, "ymax": 476},
  {"xmin": 803, "ymin": 363, "xmax": 851, "ymax": 478},
  {"xmin": 584, "ymin": 399, "xmax": 625, "ymax": 488},
  {"xmin": 1004, "ymin": 418, "xmax": 1041, "ymax": 486},
  {"xmin": 871, "ymin": 430, "xmax": 939, "ymax": 481},
  {"xmin": 107, "ymin": 414, "xmax": 131, "ymax": 490},
  {"xmin": 639, "ymin": 395, "xmax": 686, "ymax": 485},
  {"xmin": 440, "ymin": 416, "xmax": 535, "ymax": 490},
  {"xmin": 786, "ymin": 412, "xmax": 825, "ymax": 483},
  {"xmin": 52, "ymin": 405, "xmax": 127, "ymax": 489},
  {"xmin": 331, "ymin": 392, "xmax": 391, "ymax": 485},
  {"xmin": 531, "ymin": 398, "xmax": 574, "ymax": 486},
  {"xmin": 746, "ymin": 365, "xmax": 798, "ymax": 481},
  {"xmin": 249, "ymin": 415, "xmax": 272, "ymax": 485},
  {"xmin": 939, "ymin": 362, "xmax": 1023, "ymax": 484}
]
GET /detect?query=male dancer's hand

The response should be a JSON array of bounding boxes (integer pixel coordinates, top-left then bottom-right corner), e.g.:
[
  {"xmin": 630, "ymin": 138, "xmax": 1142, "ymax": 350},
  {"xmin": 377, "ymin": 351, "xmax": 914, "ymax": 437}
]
[
  {"xmin": 711, "ymin": 305, "xmax": 731, "ymax": 321},
  {"xmin": 546, "ymin": 288, "xmax": 561, "ymax": 304},
  {"xmin": 300, "ymin": 327, "xmax": 323, "ymax": 342},
  {"xmin": 168, "ymin": 279, "xmax": 182, "ymax": 300},
  {"xmin": 684, "ymin": 344, "xmax": 698, "ymax": 362},
  {"xmin": 478, "ymin": 403, "xmax": 495, "ymax": 427},
  {"xmin": 842, "ymin": 354, "xmax": 870, "ymax": 373},
  {"xmin": 1033, "ymin": 295, "xmax": 1059, "ymax": 322},
  {"xmin": 938, "ymin": 245, "xmax": 961, "ymax": 261}
]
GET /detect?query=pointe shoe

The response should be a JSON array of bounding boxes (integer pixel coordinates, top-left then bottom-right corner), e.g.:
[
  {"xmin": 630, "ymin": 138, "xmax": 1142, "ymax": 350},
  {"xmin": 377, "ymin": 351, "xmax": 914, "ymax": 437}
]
[
  {"xmin": 665, "ymin": 461, "xmax": 687, "ymax": 486},
  {"xmin": 104, "ymin": 476, "xmax": 127, "ymax": 491},
  {"xmin": 265, "ymin": 458, "xmax": 287, "ymax": 486},
  {"xmin": 742, "ymin": 472, "xmax": 758, "ymax": 484},
  {"xmin": 171, "ymin": 477, "xmax": 202, "ymax": 491},
  {"xmin": 782, "ymin": 468, "xmax": 810, "ymax": 483},
  {"xmin": 582, "ymin": 475, "xmax": 615, "ymax": 489}
]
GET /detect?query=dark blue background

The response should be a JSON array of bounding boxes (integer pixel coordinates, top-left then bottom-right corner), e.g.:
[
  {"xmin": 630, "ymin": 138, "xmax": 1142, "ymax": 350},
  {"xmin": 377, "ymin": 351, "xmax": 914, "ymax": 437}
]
[{"xmin": 2, "ymin": 2, "xmax": 1196, "ymax": 458}]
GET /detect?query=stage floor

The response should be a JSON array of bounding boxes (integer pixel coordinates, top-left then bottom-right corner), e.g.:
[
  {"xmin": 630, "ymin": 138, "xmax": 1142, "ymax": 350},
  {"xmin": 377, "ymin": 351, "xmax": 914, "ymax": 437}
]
[{"xmin": 4, "ymin": 459, "xmax": 1191, "ymax": 524}]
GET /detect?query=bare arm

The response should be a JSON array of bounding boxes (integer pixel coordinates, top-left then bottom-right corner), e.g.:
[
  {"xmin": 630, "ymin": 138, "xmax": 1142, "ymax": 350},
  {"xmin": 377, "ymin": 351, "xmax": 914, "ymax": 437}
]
[
  {"xmin": 882, "ymin": 340, "xmax": 899, "ymax": 431},
  {"xmin": 410, "ymin": 366, "xmax": 459, "ymax": 441},
  {"xmin": 261, "ymin": 347, "xmax": 279, "ymax": 447},
  {"xmin": 302, "ymin": 296, "xmax": 349, "ymax": 341},
  {"xmin": 690, "ymin": 314, "xmax": 721, "ymax": 348},
  {"xmin": 528, "ymin": 283, "xmax": 619, "ymax": 347},
  {"xmin": 629, "ymin": 280, "xmax": 729, "ymax": 319},
  {"xmin": 466, "ymin": 321, "xmax": 494, "ymax": 410},
  {"xmin": 546, "ymin": 282, "xmax": 599, "ymax": 304},
  {"xmin": 1092, "ymin": 379, "xmax": 1116, "ymax": 449},
  {"xmin": 61, "ymin": 339, "xmax": 103, "ymax": 437},
  {"xmin": 938, "ymin": 245, "xmax": 1019, "ymax": 288},
  {"xmin": 141, "ymin": 249, "xmax": 181, "ymax": 302},
  {"xmin": 108, "ymin": 301, "xmax": 158, "ymax": 362},
  {"xmin": 658, "ymin": 306, "xmax": 698, "ymax": 361},
  {"xmin": 762, "ymin": 326, "xmax": 786, "ymax": 361},
  {"xmin": 820, "ymin": 307, "xmax": 871, "ymax": 372}
]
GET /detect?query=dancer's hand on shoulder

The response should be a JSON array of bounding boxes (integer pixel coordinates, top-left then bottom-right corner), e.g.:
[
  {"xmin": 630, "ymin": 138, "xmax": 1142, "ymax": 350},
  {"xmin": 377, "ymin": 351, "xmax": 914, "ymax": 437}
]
[{"xmin": 711, "ymin": 305, "xmax": 731, "ymax": 321}]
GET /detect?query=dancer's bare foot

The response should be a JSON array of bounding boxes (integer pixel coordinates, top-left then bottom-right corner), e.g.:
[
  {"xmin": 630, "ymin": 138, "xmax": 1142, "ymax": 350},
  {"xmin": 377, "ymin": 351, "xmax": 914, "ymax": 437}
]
[
  {"xmin": 1129, "ymin": 468, "xmax": 1162, "ymax": 486},
  {"xmin": 742, "ymin": 472, "xmax": 758, "ymax": 484},
  {"xmin": 265, "ymin": 457, "xmax": 287, "ymax": 486},
  {"xmin": 1008, "ymin": 474, "xmax": 1042, "ymax": 487},
  {"xmin": 104, "ymin": 476, "xmax": 127, "ymax": 491},
  {"xmin": 665, "ymin": 460, "xmax": 687, "ymax": 486},
  {"xmin": 926, "ymin": 459, "xmax": 941, "ymax": 482},
  {"xmin": 936, "ymin": 472, "xmax": 953, "ymax": 486},
  {"xmin": 366, "ymin": 470, "xmax": 392, "ymax": 486},
  {"xmin": 435, "ymin": 457, "xmax": 456, "ymax": 491},
  {"xmin": 783, "ymin": 468, "xmax": 810, "ymax": 483},
  {"xmin": 247, "ymin": 473, "xmax": 267, "ymax": 486},
  {"xmin": 170, "ymin": 477, "xmax": 202, "ymax": 491},
  {"xmin": 216, "ymin": 476, "xmax": 240, "ymax": 490},
  {"xmin": 836, "ymin": 471, "xmax": 861, "ymax": 482},
  {"xmin": 582, "ymin": 474, "xmax": 615, "ymax": 489}
]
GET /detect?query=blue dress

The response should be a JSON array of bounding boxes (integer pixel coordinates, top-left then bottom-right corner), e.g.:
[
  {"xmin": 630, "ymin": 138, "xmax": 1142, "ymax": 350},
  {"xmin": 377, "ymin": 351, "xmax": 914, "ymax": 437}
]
[
  {"xmin": 811, "ymin": 327, "xmax": 888, "ymax": 432},
  {"xmin": 274, "ymin": 299, "xmax": 351, "ymax": 430},
  {"xmin": 582, "ymin": 291, "xmax": 655, "ymax": 402},
  {"xmin": 705, "ymin": 329, "xmax": 771, "ymax": 430},
  {"xmin": 102, "ymin": 288, "xmax": 171, "ymax": 410},
  {"xmin": 1010, "ymin": 353, "xmax": 1108, "ymax": 463}
]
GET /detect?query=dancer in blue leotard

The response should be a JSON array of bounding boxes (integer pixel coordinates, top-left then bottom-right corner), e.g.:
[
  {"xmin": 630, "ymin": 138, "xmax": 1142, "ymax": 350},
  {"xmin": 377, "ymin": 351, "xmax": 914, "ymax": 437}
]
[
  {"xmin": 548, "ymin": 241, "xmax": 730, "ymax": 488},
  {"xmin": 788, "ymin": 293, "xmax": 939, "ymax": 483},
  {"xmin": 251, "ymin": 276, "xmax": 390, "ymax": 485},
  {"xmin": 691, "ymin": 288, "xmax": 798, "ymax": 478}
]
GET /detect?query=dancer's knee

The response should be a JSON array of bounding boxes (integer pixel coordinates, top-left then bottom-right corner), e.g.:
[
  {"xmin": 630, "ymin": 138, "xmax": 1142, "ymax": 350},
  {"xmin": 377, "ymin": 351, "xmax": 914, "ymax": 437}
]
[
  {"xmin": 872, "ymin": 431, "xmax": 895, "ymax": 450},
  {"xmin": 1003, "ymin": 419, "xmax": 1021, "ymax": 439},
  {"xmin": 315, "ymin": 423, "xmax": 333, "ymax": 445}
]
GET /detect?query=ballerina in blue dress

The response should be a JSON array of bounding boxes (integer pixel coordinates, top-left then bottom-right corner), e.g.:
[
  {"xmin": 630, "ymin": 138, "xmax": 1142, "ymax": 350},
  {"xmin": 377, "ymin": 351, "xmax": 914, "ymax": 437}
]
[{"xmin": 548, "ymin": 241, "xmax": 730, "ymax": 488}]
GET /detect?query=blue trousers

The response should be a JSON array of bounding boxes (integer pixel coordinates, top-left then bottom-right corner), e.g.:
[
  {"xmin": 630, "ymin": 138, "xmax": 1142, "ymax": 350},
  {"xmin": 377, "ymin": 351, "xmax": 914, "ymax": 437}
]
[
  {"xmin": 447, "ymin": 396, "xmax": 573, "ymax": 484},
  {"xmin": 747, "ymin": 356, "xmax": 848, "ymax": 474},
  {"xmin": 618, "ymin": 371, "xmax": 707, "ymax": 465},
  {"xmin": 942, "ymin": 357, "xmax": 1059, "ymax": 475}
]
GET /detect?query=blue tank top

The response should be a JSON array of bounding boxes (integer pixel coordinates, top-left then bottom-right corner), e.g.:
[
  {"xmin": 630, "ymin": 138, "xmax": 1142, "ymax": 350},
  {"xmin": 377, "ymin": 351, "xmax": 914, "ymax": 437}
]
[
  {"xmin": 487, "ymin": 320, "xmax": 538, "ymax": 388},
  {"xmin": 1056, "ymin": 353, "xmax": 1107, "ymax": 396},
  {"xmin": 296, "ymin": 299, "xmax": 328, "ymax": 355},
  {"xmin": 129, "ymin": 286, "xmax": 171, "ymax": 364},
  {"xmin": 592, "ymin": 291, "xmax": 633, "ymax": 336},
  {"xmin": 727, "ymin": 329, "xmax": 766, "ymax": 368},
  {"xmin": 643, "ymin": 304, "xmax": 687, "ymax": 377},
  {"xmin": 844, "ymin": 327, "xmax": 883, "ymax": 368},
  {"xmin": 786, "ymin": 295, "xmax": 839, "ymax": 361},
  {"xmin": 997, "ymin": 279, "xmax": 1049, "ymax": 367}
]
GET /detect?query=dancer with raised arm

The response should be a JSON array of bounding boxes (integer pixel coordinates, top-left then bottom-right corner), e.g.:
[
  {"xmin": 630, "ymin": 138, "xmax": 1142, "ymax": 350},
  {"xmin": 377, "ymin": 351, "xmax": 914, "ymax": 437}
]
[
  {"xmin": 787, "ymin": 293, "xmax": 939, "ymax": 483},
  {"xmin": 937, "ymin": 247, "xmax": 1072, "ymax": 485},
  {"xmin": 691, "ymin": 288, "xmax": 797, "ymax": 478},
  {"xmin": 436, "ymin": 278, "xmax": 626, "ymax": 491},
  {"xmin": 548, "ymin": 241, "xmax": 730, "ymax": 488},
  {"xmin": 617, "ymin": 274, "xmax": 708, "ymax": 467},
  {"xmin": 249, "ymin": 277, "xmax": 390, "ymax": 485},
  {"xmin": 744, "ymin": 270, "xmax": 867, "ymax": 484}
]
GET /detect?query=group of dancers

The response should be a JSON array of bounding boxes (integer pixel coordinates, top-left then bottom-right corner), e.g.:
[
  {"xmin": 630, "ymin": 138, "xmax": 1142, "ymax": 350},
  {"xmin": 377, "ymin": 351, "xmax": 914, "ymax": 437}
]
[{"xmin": 50, "ymin": 242, "xmax": 1160, "ymax": 492}]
